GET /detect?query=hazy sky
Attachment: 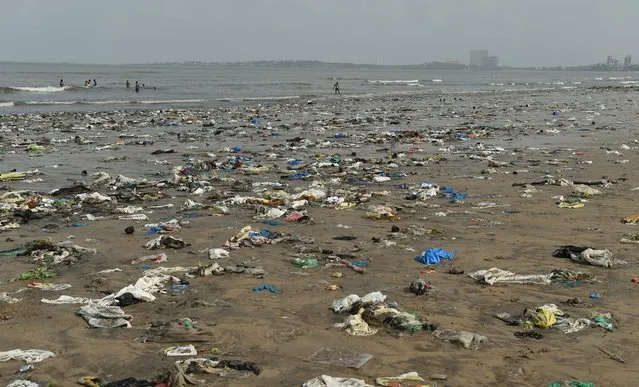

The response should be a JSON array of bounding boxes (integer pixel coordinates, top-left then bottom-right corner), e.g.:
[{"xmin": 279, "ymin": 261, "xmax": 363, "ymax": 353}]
[{"xmin": 1, "ymin": 0, "xmax": 637, "ymax": 66}]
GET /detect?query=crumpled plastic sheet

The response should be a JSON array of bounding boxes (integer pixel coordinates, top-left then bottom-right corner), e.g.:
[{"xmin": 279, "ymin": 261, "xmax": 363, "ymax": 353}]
[
  {"xmin": 7, "ymin": 380, "xmax": 40, "ymax": 387},
  {"xmin": 573, "ymin": 248, "xmax": 625, "ymax": 268},
  {"xmin": 133, "ymin": 273, "xmax": 174, "ymax": 294},
  {"xmin": 468, "ymin": 268, "xmax": 553, "ymax": 285},
  {"xmin": 76, "ymin": 304, "xmax": 132, "ymax": 328},
  {"xmin": 167, "ymin": 358, "xmax": 215, "ymax": 386},
  {"xmin": 114, "ymin": 284, "xmax": 156, "ymax": 302},
  {"xmin": 433, "ymin": 329, "xmax": 487, "ymax": 350},
  {"xmin": 208, "ymin": 248, "xmax": 230, "ymax": 260},
  {"xmin": 29, "ymin": 282, "xmax": 73, "ymax": 291},
  {"xmin": 253, "ymin": 207, "xmax": 287, "ymax": 220},
  {"xmin": 130, "ymin": 252, "xmax": 168, "ymax": 265},
  {"xmin": 553, "ymin": 317, "xmax": 593, "ymax": 334},
  {"xmin": 330, "ymin": 291, "xmax": 387, "ymax": 313},
  {"xmin": 0, "ymin": 292, "xmax": 22, "ymax": 304},
  {"xmin": 41, "ymin": 295, "xmax": 95, "ymax": 304},
  {"xmin": 415, "ymin": 248, "xmax": 455, "ymax": 265},
  {"xmin": 0, "ymin": 349, "xmax": 55, "ymax": 363},
  {"xmin": 375, "ymin": 372, "xmax": 428, "ymax": 387},
  {"xmin": 333, "ymin": 311, "xmax": 378, "ymax": 336},
  {"xmin": 303, "ymin": 375, "xmax": 373, "ymax": 387},
  {"xmin": 495, "ymin": 304, "xmax": 596, "ymax": 334},
  {"xmin": 75, "ymin": 192, "xmax": 112, "ymax": 203}
]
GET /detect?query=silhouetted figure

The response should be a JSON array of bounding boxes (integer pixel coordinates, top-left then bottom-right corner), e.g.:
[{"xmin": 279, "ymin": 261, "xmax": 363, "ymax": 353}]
[
  {"xmin": 126, "ymin": 80, "xmax": 130, "ymax": 88},
  {"xmin": 333, "ymin": 81, "xmax": 340, "ymax": 95},
  {"xmin": 135, "ymin": 81, "xmax": 139, "ymax": 93},
  {"xmin": 59, "ymin": 79, "xmax": 64, "ymax": 87},
  {"xmin": 93, "ymin": 79, "xmax": 97, "ymax": 87}
]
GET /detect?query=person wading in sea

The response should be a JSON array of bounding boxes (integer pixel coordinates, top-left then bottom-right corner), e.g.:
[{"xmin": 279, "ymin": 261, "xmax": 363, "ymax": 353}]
[{"xmin": 333, "ymin": 81, "xmax": 340, "ymax": 95}]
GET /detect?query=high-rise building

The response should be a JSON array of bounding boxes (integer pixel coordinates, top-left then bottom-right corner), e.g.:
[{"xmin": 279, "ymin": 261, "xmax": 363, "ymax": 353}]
[
  {"xmin": 469, "ymin": 50, "xmax": 489, "ymax": 66},
  {"xmin": 482, "ymin": 56, "xmax": 499, "ymax": 69},
  {"xmin": 624, "ymin": 55, "xmax": 632, "ymax": 67},
  {"xmin": 607, "ymin": 56, "xmax": 614, "ymax": 68}
]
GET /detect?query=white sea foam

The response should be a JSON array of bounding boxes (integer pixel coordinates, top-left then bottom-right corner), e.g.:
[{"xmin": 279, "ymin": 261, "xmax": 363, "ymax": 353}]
[
  {"xmin": 137, "ymin": 99, "xmax": 205, "ymax": 104},
  {"xmin": 0, "ymin": 101, "xmax": 14, "ymax": 107},
  {"xmin": 217, "ymin": 96, "xmax": 299, "ymax": 102},
  {"xmin": 14, "ymin": 86, "xmax": 68, "ymax": 92},
  {"xmin": 368, "ymin": 80, "xmax": 419, "ymax": 85},
  {"xmin": 431, "ymin": 79, "xmax": 443, "ymax": 83}
]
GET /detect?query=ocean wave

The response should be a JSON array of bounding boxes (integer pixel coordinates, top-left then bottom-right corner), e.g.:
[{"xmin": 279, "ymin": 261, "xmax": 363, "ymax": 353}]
[
  {"xmin": 0, "ymin": 101, "xmax": 14, "ymax": 107},
  {"xmin": 9, "ymin": 99, "xmax": 206, "ymax": 107},
  {"xmin": 368, "ymin": 80, "xmax": 420, "ymax": 85},
  {"xmin": 217, "ymin": 95, "xmax": 300, "ymax": 102},
  {"xmin": 431, "ymin": 79, "xmax": 443, "ymax": 83},
  {"xmin": 136, "ymin": 99, "xmax": 205, "ymax": 104},
  {"xmin": 620, "ymin": 81, "xmax": 638, "ymax": 84},
  {"xmin": 13, "ymin": 86, "xmax": 69, "ymax": 92},
  {"xmin": 14, "ymin": 101, "xmax": 75, "ymax": 106}
]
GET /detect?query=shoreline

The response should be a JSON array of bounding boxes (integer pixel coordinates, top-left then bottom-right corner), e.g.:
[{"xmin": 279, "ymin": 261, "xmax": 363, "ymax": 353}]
[{"xmin": 0, "ymin": 87, "xmax": 638, "ymax": 386}]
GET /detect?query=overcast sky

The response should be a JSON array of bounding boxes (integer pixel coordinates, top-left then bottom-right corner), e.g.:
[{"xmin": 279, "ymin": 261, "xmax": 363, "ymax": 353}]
[{"xmin": 1, "ymin": 0, "xmax": 636, "ymax": 67}]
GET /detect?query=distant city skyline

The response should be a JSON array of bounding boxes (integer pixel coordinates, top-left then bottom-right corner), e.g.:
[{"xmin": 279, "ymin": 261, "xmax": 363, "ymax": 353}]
[{"xmin": 2, "ymin": 1, "xmax": 639, "ymax": 67}]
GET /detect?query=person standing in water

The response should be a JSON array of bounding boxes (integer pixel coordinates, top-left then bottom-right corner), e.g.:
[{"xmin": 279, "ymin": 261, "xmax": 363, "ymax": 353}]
[
  {"xmin": 333, "ymin": 81, "xmax": 340, "ymax": 95},
  {"xmin": 93, "ymin": 79, "xmax": 97, "ymax": 87},
  {"xmin": 59, "ymin": 79, "xmax": 64, "ymax": 87},
  {"xmin": 126, "ymin": 80, "xmax": 130, "ymax": 88},
  {"xmin": 135, "ymin": 81, "xmax": 140, "ymax": 93}
]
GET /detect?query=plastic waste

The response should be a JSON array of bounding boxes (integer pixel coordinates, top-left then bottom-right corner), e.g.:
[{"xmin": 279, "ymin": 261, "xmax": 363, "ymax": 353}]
[
  {"xmin": 303, "ymin": 375, "xmax": 373, "ymax": 387},
  {"xmin": 306, "ymin": 347, "xmax": 373, "ymax": 369},
  {"xmin": 432, "ymin": 329, "xmax": 487, "ymax": 350},
  {"xmin": 365, "ymin": 205, "xmax": 398, "ymax": 221},
  {"xmin": 0, "ymin": 292, "xmax": 22, "ymax": 304},
  {"xmin": 415, "ymin": 248, "xmax": 455, "ymax": 265},
  {"xmin": 7, "ymin": 381, "xmax": 40, "ymax": 387},
  {"xmin": 0, "ymin": 349, "xmax": 55, "ymax": 363},
  {"xmin": 554, "ymin": 246, "xmax": 624, "ymax": 268},
  {"xmin": 130, "ymin": 252, "xmax": 168, "ymax": 265},
  {"xmin": 252, "ymin": 284, "xmax": 281, "ymax": 294},
  {"xmin": 76, "ymin": 304, "xmax": 132, "ymax": 328},
  {"xmin": 547, "ymin": 381, "xmax": 595, "ymax": 387},
  {"xmin": 292, "ymin": 259, "xmax": 320, "ymax": 268},
  {"xmin": 375, "ymin": 372, "xmax": 427, "ymax": 387},
  {"xmin": 114, "ymin": 284, "xmax": 156, "ymax": 303},
  {"xmin": 208, "ymin": 248, "xmax": 230, "ymax": 260},
  {"xmin": 330, "ymin": 292, "xmax": 387, "ymax": 313},
  {"xmin": 468, "ymin": 268, "xmax": 553, "ymax": 285},
  {"xmin": 333, "ymin": 312, "xmax": 378, "ymax": 336},
  {"xmin": 41, "ymin": 295, "xmax": 93, "ymax": 304},
  {"xmin": 163, "ymin": 344, "xmax": 197, "ymax": 356}
]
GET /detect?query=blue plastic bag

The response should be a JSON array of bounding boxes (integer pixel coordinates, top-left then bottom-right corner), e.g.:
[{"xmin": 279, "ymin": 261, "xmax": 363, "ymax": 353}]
[
  {"xmin": 416, "ymin": 248, "xmax": 455, "ymax": 265},
  {"xmin": 441, "ymin": 186, "xmax": 468, "ymax": 200},
  {"xmin": 252, "ymin": 284, "xmax": 281, "ymax": 294}
]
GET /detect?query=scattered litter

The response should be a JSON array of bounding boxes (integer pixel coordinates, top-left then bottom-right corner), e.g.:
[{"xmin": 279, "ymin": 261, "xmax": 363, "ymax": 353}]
[
  {"xmin": 0, "ymin": 349, "xmax": 55, "ymax": 363},
  {"xmin": 306, "ymin": 347, "xmax": 373, "ymax": 369}
]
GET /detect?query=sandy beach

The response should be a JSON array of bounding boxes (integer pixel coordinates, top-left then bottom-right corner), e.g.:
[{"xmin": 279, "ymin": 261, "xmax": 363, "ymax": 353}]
[{"xmin": 1, "ymin": 87, "xmax": 638, "ymax": 387}]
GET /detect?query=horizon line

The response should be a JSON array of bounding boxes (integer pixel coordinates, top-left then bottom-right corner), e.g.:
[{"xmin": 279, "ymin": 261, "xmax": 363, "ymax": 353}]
[{"xmin": 0, "ymin": 59, "xmax": 631, "ymax": 69}]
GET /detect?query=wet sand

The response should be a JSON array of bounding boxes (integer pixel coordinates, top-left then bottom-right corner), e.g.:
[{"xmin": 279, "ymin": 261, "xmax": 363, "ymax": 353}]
[{"xmin": 1, "ymin": 88, "xmax": 639, "ymax": 386}]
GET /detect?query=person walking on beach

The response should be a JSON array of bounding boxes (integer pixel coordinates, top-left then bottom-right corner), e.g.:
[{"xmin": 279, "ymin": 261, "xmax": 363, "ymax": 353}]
[
  {"xmin": 333, "ymin": 81, "xmax": 340, "ymax": 95},
  {"xmin": 135, "ymin": 81, "xmax": 140, "ymax": 93},
  {"xmin": 126, "ymin": 80, "xmax": 130, "ymax": 88},
  {"xmin": 59, "ymin": 79, "xmax": 64, "ymax": 87}
]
